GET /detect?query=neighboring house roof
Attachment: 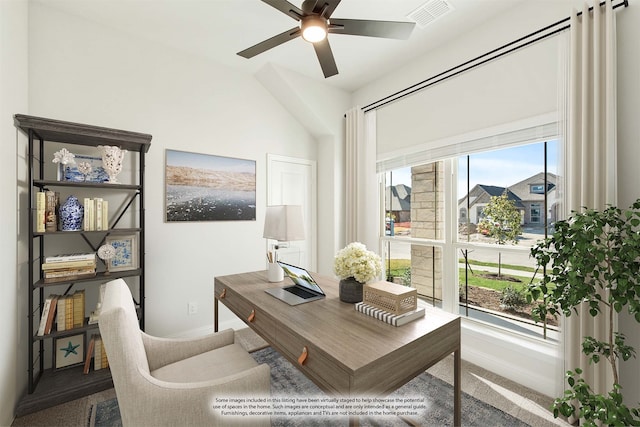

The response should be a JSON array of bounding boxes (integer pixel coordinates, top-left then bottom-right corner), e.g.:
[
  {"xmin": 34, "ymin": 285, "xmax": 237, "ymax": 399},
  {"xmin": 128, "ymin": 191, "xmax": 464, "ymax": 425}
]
[
  {"xmin": 459, "ymin": 172, "xmax": 557, "ymax": 209},
  {"xmin": 508, "ymin": 172, "xmax": 557, "ymax": 202},
  {"xmin": 459, "ymin": 185, "xmax": 524, "ymax": 209},
  {"xmin": 478, "ymin": 185, "xmax": 511, "ymax": 198},
  {"xmin": 385, "ymin": 184, "xmax": 411, "ymax": 211}
]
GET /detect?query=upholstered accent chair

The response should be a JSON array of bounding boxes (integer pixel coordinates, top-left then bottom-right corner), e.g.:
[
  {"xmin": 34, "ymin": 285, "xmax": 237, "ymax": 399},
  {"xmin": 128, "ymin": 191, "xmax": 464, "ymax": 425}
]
[{"xmin": 99, "ymin": 279, "xmax": 270, "ymax": 426}]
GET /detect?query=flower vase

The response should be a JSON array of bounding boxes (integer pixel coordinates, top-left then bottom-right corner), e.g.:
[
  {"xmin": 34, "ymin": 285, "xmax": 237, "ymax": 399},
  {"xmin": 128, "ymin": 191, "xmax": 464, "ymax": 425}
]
[
  {"xmin": 59, "ymin": 195, "xmax": 84, "ymax": 231},
  {"xmin": 98, "ymin": 145, "xmax": 127, "ymax": 183},
  {"xmin": 339, "ymin": 277, "xmax": 364, "ymax": 303}
]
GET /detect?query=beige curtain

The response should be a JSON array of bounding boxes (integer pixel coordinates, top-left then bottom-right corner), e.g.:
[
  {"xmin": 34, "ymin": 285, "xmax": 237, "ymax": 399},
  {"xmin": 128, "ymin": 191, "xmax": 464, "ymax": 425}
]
[
  {"xmin": 345, "ymin": 107, "xmax": 378, "ymax": 252},
  {"xmin": 565, "ymin": 0, "xmax": 617, "ymax": 403}
]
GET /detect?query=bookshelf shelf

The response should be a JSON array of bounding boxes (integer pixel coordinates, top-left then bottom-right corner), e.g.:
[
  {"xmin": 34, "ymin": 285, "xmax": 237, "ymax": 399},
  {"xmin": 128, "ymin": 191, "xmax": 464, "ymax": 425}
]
[
  {"xmin": 32, "ymin": 317, "xmax": 99, "ymax": 341},
  {"xmin": 32, "ymin": 269, "xmax": 143, "ymax": 288},
  {"xmin": 33, "ymin": 227, "xmax": 142, "ymax": 237},
  {"xmin": 15, "ymin": 114, "xmax": 151, "ymax": 416},
  {"xmin": 15, "ymin": 366, "xmax": 113, "ymax": 417},
  {"xmin": 34, "ymin": 179, "xmax": 141, "ymax": 190}
]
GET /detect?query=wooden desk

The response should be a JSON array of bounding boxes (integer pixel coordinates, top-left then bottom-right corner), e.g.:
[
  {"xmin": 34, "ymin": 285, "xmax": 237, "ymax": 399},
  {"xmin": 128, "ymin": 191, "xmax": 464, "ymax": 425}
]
[{"xmin": 214, "ymin": 271, "xmax": 461, "ymax": 426}]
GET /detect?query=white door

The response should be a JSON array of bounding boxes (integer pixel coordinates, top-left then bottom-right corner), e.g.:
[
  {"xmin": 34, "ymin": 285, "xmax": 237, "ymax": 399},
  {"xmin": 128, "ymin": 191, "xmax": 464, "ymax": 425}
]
[{"xmin": 267, "ymin": 154, "xmax": 317, "ymax": 271}]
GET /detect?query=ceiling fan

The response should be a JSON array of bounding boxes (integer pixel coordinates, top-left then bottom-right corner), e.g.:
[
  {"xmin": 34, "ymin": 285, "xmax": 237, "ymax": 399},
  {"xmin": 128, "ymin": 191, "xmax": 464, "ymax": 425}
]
[{"xmin": 237, "ymin": 0, "xmax": 416, "ymax": 78}]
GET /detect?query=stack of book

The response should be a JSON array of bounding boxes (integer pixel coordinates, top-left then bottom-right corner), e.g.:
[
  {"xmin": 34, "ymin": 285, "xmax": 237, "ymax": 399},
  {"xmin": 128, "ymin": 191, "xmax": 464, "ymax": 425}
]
[
  {"xmin": 354, "ymin": 302, "xmax": 425, "ymax": 326},
  {"xmin": 83, "ymin": 334, "xmax": 109, "ymax": 374},
  {"xmin": 35, "ymin": 191, "xmax": 46, "ymax": 233},
  {"xmin": 37, "ymin": 294, "xmax": 59, "ymax": 335},
  {"xmin": 36, "ymin": 289, "xmax": 85, "ymax": 335},
  {"xmin": 35, "ymin": 190, "xmax": 60, "ymax": 233},
  {"xmin": 83, "ymin": 197, "xmax": 109, "ymax": 231},
  {"xmin": 42, "ymin": 253, "xmax": 96, "ymax": 283}
]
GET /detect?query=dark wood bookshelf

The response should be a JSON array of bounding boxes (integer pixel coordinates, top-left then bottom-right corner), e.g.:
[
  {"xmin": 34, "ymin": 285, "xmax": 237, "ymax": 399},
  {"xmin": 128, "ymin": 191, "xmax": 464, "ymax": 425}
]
[{"xmin": 15, "ymin": 114, "xmax": 151, "ymax": 416}]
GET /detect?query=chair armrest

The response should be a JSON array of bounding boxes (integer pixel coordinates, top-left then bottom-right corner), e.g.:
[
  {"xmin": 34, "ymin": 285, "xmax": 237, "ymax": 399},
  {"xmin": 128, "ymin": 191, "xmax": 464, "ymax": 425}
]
[
  {"xmin": 142, "ymin": 328, "xmax": 235, "ymax": 371},
  {"xmin": 119, "ymin": 363, "xmax": 271, "ymax": 427}
]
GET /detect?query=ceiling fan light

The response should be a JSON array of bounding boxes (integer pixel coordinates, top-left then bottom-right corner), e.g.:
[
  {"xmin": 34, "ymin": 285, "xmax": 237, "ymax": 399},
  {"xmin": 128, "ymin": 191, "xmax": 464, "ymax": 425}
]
[{"xmin": 301, "ymin": 16, "xmax": 327, "ymax": 43}]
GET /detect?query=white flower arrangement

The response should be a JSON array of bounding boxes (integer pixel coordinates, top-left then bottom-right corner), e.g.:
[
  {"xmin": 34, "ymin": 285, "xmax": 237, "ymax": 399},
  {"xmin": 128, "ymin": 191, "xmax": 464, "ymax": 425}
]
[
  {"xmin": 52, "ymin": 148, "xmax": 76, "ymax": 165},
  {"xmin": 334, "ymin": 242, "xmax": 382, "ymax": 284}
]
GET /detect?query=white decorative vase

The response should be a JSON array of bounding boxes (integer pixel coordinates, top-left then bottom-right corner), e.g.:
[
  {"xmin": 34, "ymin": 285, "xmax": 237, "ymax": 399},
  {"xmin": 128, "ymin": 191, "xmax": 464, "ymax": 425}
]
[{"xmin": 98, "ymin": 145, "xmax": 127, "ymax": 183}]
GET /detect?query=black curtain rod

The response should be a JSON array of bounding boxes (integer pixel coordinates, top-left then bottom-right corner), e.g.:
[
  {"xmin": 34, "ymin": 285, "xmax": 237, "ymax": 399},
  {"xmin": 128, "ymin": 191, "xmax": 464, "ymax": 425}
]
[{"xmin": 361, "ymin": 0, "xmax": 628, "ymax": 114}]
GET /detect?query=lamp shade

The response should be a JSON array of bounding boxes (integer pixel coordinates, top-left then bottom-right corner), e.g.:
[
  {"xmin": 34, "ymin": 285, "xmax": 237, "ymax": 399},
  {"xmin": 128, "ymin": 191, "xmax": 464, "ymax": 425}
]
[{"xmin": 263, "ymin": 205, "xmax": 305, "ymax": 241}]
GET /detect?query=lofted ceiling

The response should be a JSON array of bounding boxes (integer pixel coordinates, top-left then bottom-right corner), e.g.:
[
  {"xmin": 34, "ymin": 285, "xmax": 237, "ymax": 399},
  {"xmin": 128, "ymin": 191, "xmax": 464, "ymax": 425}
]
[{"xmin": 38, "ymin": 0, "xmax": 525, "ymax": 92}]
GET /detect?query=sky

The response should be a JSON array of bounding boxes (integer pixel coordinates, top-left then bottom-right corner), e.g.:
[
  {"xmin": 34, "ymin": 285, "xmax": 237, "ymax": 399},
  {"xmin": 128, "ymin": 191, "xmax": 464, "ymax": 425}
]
[
  {"xmin": 166, "ymin": 149, "xmax": 255, "ymax": 173},
  {"xmin": 387, "ymin": 140, "xmax": 559, "ymax": 197}
]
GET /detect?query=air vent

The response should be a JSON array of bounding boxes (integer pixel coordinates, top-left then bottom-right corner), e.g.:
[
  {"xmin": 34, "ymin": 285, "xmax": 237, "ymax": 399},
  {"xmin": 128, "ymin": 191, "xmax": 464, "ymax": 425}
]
[{"xmin": 408, "ymin": 0, "xmax": 454, "ymax": 29}]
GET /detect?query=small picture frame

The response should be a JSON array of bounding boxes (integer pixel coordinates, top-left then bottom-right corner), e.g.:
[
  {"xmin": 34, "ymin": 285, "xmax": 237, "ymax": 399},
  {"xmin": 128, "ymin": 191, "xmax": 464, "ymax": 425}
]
[
  {"xmin": 54, "ymin": 334, "xmax": 85, "ymax": 370},
  {"xmin": 58, "ymin": 154, "xmax": 109, "ymax": 183},
  {"xmin": 105, "ymin": 234, "xmax": 138, "ymax": 272}
]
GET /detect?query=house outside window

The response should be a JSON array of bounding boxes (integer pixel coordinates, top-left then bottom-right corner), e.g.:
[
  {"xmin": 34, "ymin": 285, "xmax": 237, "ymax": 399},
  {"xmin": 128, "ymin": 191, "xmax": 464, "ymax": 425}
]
[{"xmin": 382, "ymin": 138, "xmax": 560, "ymax": 341}]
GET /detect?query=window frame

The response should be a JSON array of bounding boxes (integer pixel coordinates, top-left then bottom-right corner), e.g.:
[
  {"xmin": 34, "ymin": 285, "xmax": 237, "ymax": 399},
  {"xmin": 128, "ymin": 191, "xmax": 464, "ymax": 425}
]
[{"xmin": 379, "ymin": 131, "xmax": 562, "ymax": 342}]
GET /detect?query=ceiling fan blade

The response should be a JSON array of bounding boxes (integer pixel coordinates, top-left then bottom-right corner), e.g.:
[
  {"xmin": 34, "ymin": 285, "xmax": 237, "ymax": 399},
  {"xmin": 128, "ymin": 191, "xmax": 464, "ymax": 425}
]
[
  {"xmin": 261, "ymin": 0, "xmax": 304, "ymax": 21},
  {"xmin": 237, "ymin": 27, "xmax": 301, "ymax": 58},
  {"xmin": 311, "ymin": 0, "xmax": 341, "ymax": 18},
  {"xmin": 313, "ymin": 38, "xmax": 338, "ymax": 78},
  {"xmin": 329, "ymin": 18, "xmax": 415, "ymax": 39}
]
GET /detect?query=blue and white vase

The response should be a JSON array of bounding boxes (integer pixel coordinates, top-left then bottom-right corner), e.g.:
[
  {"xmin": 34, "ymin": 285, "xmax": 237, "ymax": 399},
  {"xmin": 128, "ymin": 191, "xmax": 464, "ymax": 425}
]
[{"xmin": 59, "ymin": 195, "xmax": 84, "ymax": 231}]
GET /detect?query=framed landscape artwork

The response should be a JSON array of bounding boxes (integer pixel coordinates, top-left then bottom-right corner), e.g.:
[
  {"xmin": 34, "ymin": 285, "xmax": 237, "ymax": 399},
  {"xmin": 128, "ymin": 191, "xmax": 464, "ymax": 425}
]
[
  {"xmin": 53, "ymin": 334, "xmax": 85, "ymax": 370},
  {"xmin": 165, "ymin": 149, "xmax": 256, "ymax": 221}
]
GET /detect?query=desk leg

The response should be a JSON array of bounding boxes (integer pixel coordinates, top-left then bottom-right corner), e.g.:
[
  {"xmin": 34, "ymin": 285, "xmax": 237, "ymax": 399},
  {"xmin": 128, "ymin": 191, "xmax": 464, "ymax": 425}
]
[
  {"xmin": 214, "ymin": 297, "xmax": 218, "ymax": 333},
  {"xmin": 454, "ymin": 347, "xmax": 461, "ymax": 427}
]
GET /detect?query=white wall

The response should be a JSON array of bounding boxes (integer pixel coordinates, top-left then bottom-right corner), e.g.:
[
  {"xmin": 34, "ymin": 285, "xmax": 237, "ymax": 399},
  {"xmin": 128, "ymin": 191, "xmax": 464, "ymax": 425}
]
[
  {"xmin": 1, "ymin": 1, "xmax": 28, "ymax": 424},
  {"xmin": 5, "ymin": 1, "xmax": 353, "ymax": 418},
  {"xmin": 26, "ymin": 3, "xmax": 319, "ymax": 338},
  {"xmin": 252, "ymin": 63, "xmax": 352, "ymax": 275},
  {"xmin": 353, "ymin": 0, "xmax": 640, "ymax": 401}
]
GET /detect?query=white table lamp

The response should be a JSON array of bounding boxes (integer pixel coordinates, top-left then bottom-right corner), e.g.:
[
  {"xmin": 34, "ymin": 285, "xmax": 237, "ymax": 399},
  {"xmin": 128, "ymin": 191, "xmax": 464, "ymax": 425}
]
[
  {"xmin": 263, "ymin": 205, "xmax": 305, "ymax": 281},
  {"xmin": 263, "ymin": 205, "xmax": 305, "ymax": 247}
]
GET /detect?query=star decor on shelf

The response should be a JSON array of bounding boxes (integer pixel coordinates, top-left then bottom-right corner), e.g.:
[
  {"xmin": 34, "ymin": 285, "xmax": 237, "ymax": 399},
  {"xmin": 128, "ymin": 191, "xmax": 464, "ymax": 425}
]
[{"xmin": 60, "ymin": 340, "xmax": 80, "ymax": 358}]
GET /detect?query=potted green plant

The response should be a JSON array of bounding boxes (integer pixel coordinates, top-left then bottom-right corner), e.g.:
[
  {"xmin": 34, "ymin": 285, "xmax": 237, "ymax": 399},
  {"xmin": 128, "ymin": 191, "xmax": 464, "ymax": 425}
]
[{"xmin": 527, "ymin": 199, "xmax": 640, "ymax": 426}]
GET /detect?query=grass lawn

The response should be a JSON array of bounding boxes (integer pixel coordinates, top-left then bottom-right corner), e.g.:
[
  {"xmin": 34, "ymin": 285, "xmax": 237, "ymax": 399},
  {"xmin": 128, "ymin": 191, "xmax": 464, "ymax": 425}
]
[
  {"xmin": 459, "ymin": 258, "xmax": 537, "ymax": 273},
  {"xmin": 459, "ymin": 269, "xmax": 534, "ymax": 292},
  {"xmin": 384, "ymin": 259, "xmax": 410, "ymax": 278},
  {"xmin": 385, "ymin": 258, "xmax": 539, "ymax": 292}
]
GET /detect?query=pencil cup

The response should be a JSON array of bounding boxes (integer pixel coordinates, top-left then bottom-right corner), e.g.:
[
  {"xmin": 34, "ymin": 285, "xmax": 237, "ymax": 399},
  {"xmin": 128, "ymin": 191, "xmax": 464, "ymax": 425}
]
[{"xmin": 267, "ymin": 262, "xmax": 284, "ymax": 282}]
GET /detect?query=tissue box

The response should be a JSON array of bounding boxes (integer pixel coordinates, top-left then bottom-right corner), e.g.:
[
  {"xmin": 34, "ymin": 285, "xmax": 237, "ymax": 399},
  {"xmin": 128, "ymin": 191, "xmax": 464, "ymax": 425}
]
[{"xmin": 363, "ymin": 281, "xmax": 417, "ymax": 316}]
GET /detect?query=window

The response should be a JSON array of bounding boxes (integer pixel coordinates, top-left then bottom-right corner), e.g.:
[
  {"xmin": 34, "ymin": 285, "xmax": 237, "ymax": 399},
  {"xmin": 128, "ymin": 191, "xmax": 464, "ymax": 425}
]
[
  {"xmin": 530, "ymin": 203, "xmax": 541, "ymax": 223},
  {"xmin": 530, "ymin": 184, "xmax": 545, "ymax": 194},
  {"xmin": 382, "ymin": 138, "xmax": 560, "ymax": 341},
  {"xmin": 459, "ymin": 207, "xmax": 467, "ymax": 220}
]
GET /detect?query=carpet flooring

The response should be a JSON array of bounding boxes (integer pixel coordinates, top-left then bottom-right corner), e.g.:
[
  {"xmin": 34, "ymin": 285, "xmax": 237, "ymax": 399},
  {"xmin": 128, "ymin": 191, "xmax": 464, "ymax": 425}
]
[
  {"xmin": 88, "ymin": 346, "xmax": 530, "ymax": 427},
  {"xmin": 13, "ymin": 328, "xmax": 570, "ymax": 427}
]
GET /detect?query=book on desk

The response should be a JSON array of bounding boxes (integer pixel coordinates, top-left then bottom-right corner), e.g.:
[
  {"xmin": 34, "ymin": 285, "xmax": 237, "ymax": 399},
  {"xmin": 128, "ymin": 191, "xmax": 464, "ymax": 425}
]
[{"xmin": 354, "ymin": 302, "xmax": 425, "ymax": 326}]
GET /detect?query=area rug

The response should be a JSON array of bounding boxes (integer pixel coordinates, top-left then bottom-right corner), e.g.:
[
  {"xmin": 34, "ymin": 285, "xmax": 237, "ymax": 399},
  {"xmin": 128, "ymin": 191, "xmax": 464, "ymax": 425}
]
[{"xmin": 89, "ymin": 346, "xmax": 529, "ymax": 427}]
